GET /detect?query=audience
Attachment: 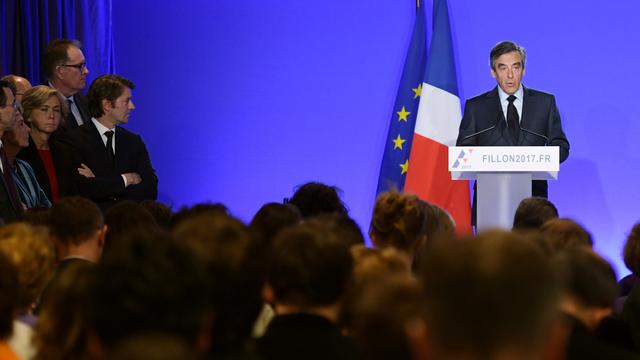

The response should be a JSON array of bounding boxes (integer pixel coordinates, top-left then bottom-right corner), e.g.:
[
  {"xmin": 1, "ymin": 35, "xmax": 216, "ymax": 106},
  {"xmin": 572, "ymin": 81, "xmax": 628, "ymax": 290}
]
[
  {"xmin": 539, "ymin": 218, "xmax": 593, "ymax": 255},
  {"xmin": 0, "ymin": 75, "xmax": 32, "ymax": 103},
  {"xmin": 257, "ymin": 222, "xmax": 357, "ymax": 360},
  {"xmin": 513, "ymin": 196, "xmax": 559, "ymax": 231},
  {"xmin": 0, "ymin": 79, "xmax": 22, "ymax": 222},
  {"xmin": 621, "ymin": 222, "xmax": 640, "ymax": 297},
  {"xmin": 0, "ymin": 252, "xmax": 21, "ymax": 360},
  {"xmin": 286, "ymin": 181, "xmax": 348, "ymax": 218}
]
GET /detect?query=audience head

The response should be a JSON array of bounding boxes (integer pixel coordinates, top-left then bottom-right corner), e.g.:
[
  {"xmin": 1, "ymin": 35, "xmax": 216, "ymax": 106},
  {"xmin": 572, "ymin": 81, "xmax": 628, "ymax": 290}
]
[
  {"xmin": 22, "ymin": 85, "xmax": 63, "ymax": 136},
  {"xmin": 287, "ymin": 182, "xmax": 348, "ymax": 218},
  {"xmin": 49, "ymin": 196, "xmax": 106, "ymax": 260},
  {"xmin": 623, "ymin": 222, "xmax": 640, "ymax": 276},
  {"xmin": 0, "ymin": 252, "xmax": 19, "ymax": 341},
  {"xmin": 370, "ymin": 191, "xmax": 427, "ymax": 254},
  {"xmin": 351, "ymin": 276, "xmax": 426, "ymax": 360},
  {"xmin": 250, "ymin": 202, "xmax": 301, "ymax": 244},
  {"xmin": 87, "ymin": 228, "xmax": 210, "ymax": 354},
  {"xmin": 2, "ymin": 107, "xmax": 30, "ymax": 155},
  {"xmin": 170, "ymin": 202, "xmax": 229, "ymax": 229},
  {"xmin": 103, "ymin": 201, "xmax": 157, "ymax": 256},
  {"xmin": 307, "ymin": 213, "xmax": 365, "ymax": 248},
  {"xmin": 107, "ymin": 334, "xmax": 196, "ymax": 360},
  {"xmin": 42, "ymin": 39, "xmax": 88, "ymax": 96},
  {"xmin": 540, "ymin": 218, "xmax": 593, "ymax": 255},
  {"xmin": 265, "ymin": 222, "xmax": 353, "ymax": 309},
  {"xmin": 513, "ymin": 197, "xmax": 559, "ymax": 231},
  {"xmin": 554, "ymin": 247, "xmax": 617, "ymax": 329},
  {"xmin": 139, "ymin": 200, "xmax": 173, "ymax": 229},
  {"xmin": 0, "ymin": 223, "xmax": 54, "ymax": 315},
  {"xmin": 173, "ymin": 212, "xmax": 262, "ymax": 354},
  {"xmin": 34, "ymin": 260, "xmax": 93, "ymax": 360},
  {"xmin": 419, "ymin": 230, "xmax": 560, "ymax": 359},
  {"xmin": 0, "ymin": 79, "xmax": 17, "ymax": 133},
  {"xmin": 1, "ymin": 75, "xmax": 32, "ymax": 103},
  {"xmin": 86, "ymin": 74, "xmax": 135, "ymax": 124}
]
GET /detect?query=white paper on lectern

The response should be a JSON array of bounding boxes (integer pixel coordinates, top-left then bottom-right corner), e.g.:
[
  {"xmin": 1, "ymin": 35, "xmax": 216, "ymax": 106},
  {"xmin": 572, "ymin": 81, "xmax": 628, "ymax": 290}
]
[{"xmin": 448, "ymin": 146, "xmax": 559, "ymax": 180}]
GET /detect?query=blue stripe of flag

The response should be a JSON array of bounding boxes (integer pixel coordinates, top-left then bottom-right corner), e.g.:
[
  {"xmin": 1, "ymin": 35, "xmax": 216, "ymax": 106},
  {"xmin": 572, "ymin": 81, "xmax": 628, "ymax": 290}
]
[
  {"xmin": 424, "ymin": 0, "xmax": 458, "ymax": 97},
  {"xmin": 375, "ymin": 4, "xmax": 427, "ymax": 196}
]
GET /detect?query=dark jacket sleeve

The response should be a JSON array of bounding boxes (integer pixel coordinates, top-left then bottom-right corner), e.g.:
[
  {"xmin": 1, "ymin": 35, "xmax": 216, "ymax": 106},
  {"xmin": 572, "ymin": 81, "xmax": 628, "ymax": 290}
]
[{"xmin": 546, "ymin": 95, "xmax": 570, "ymax": 163}]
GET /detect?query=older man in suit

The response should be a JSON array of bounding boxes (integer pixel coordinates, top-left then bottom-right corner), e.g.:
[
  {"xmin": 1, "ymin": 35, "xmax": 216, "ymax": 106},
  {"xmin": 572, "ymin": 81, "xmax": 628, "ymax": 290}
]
[
  {"xmin": 70, "ymin": 75, "xmax": 157, "ymax": 209},
  {"xmin": 456, "ymin": 41, "xmax": 570, "ymax": 225},
  {"xmin": 42, "ymin": 39, "xmax": 91, "ymax": 128}
]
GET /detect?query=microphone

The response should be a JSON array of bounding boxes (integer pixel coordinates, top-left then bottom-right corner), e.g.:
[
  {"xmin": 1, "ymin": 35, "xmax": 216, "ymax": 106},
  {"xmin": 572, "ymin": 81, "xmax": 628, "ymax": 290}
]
[
  {"xmin": 519, "ymin": 126, "xmax": 548, "ymax": 144},
  {"xmin": 461, "ymin": 112, "xmax": 502, "ymax": 142}
]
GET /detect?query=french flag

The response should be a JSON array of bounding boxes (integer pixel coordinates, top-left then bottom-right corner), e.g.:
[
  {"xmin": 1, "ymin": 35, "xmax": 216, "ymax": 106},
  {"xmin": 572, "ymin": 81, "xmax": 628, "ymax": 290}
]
[{"xmin": 404, "ymin": 0, "xmax": 471, "ymax": 234}]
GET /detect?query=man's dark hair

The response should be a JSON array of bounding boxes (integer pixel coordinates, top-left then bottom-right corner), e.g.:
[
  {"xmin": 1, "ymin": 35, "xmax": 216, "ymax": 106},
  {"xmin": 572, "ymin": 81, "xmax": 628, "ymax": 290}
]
[
  {"xmin": 554, "ymin": 247, "xmax": 617, "ymax": 308},
  {"xmin": 87, "ymin": 228, "xmax": 210, "ymax": 349},
  {"xmin": 419, "ymin": 230, "xmax": 559, "ymax": 358},
  {"xmin": 49, "ymin": 196, "xmax": 103, "ymax": 246},
  {"xmin": 173, "ymin": 212, "xmax": 262, "ymax": 355},
  {"xmin": 287, "ymin": 182, "xmax": 348, "ymax": 218},
  {"xmin": 86, "ymin": 74, "xmax": 135, "ymax": 118},
  {"xmin": 140, "ymin": 200, "xmax": 173, "ymax": 229},
  {"xmin": 624, "ymin": 223, "xmax": 640, "ymax": 276},
  {"xmin": 103, "ymin": 201, "xmax": 158, "ymax": 257},
  {"xmin": 306, "ymin": 213, "xmax": 365, "ymax": 247},
  {"xmin": 540, "ymin": 218, "xmax": 593, "ymax": 255},
  {"xmin": 267, "ymin": 222, "xmax": 354, "ymax": 306},
  {"xmin": 170, "ymin": 202, "xmax": 229, "ymax": 229},
  {"xmin": 0, "ymin": 251, "xmax": 19, "ymax": 340},
  {"xmin": 513, "ymin": 197, "xmax": 559, "ymax": 231},
  {"xmin": 490, "ymin": 41, "xmax": 526, "ymax": 70},
  {"xmin": 250, "ymin": 202, "xmax": 301, "ymax": 244},
  {"xmin": 42, "ymin": 39, "xmax": 82, "ymax": 80},
  {"xmin": 0, "ymin": 79, "xmax": 14, "ymax": 106}
]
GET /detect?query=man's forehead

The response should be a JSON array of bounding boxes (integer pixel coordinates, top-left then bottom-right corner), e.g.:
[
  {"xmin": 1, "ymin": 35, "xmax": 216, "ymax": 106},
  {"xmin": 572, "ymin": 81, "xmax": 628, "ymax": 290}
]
[
  {"xmin": 67, "ymin": 46, "xmax": 85, "ymax": 60},
  {"xmin": 496, "ymin": 52, "xmax": 523, "ymax": 66}
]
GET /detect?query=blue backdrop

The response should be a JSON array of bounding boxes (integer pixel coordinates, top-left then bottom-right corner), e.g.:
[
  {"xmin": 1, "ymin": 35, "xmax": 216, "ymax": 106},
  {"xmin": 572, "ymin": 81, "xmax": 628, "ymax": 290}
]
[{"xmin": 111, "ymin": 0, "xmax": 640, "ymax": 276}]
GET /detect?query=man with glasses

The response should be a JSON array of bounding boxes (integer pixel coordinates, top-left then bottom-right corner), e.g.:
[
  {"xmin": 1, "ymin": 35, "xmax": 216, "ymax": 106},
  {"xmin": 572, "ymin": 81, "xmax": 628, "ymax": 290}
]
[
  {"xmin": 0, "ymin": 80, "xmax": 23, "ymax": 222},
  {"xmin": 42, "ymin": 39, "xmax": 91, "ymax": 128}
]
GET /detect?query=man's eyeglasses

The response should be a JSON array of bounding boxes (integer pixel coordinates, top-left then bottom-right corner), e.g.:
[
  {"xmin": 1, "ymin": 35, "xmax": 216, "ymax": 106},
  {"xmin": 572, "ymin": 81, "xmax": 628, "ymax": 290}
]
[{"xmin": 59, "ymin": 62, "xmax": 87, "ymax": 71}]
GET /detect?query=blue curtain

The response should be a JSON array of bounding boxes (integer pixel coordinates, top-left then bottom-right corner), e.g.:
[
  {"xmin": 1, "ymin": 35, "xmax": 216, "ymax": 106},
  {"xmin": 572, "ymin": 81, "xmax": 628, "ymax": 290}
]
[{"xmin": 0, "ymin": 0, "xmax": 114, "ymax": 89}]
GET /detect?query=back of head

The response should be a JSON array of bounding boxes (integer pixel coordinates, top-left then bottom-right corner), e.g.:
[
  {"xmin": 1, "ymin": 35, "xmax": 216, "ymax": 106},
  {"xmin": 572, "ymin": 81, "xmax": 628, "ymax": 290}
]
[
  {"xmin": 370, "ymin": 191, "xmax": 427, "ymax": 253},
  {"xmin": 267, "ymin": 222, "xmax": 353, "ymax": 307},
  {"xmin": 287, "ymin": 182, "xmax": 348, "ymax": 218},
  {"xmin": 139, "ymin": 200, "xmax": 173, "ymax": 229},
  {"xmin": 87, "ymin": 228, "xmax": 209, "ymax": 351},
  {"xmin": 34, "ymin": 260, "xmax": 93, "ymax": 360},
  {"xmin": 173, "ymin": 212, "xmax": 262, "ymax": 353},
  {"xmin": 624, "ymin": 222, "xmax": 640, "ymax": 276},
  {"xmin": 49, "ymin": 196, "xmax": 103, "ymax": 246},
  {"xmin": 540, "ymin": 218, "xmax": 593, "ymax": 254},
  {"xmin": 554, "ymin": 247, "xmax": 617, "ymax": 309},
  {"xmin": 0, "ymin": 252, "xmax": 19, "ymax": 340},
  {"xmin": 351, "ymin": 276, "xmax": 426, "ymax": 360},
  {"xmin": 420, "ymin": 230, "xmax": 559, "ymax": 358},
  {"xmin": 250, "ymin": 202, "xmax": 301, "ymax": 244},
  {"xmin": 103, "ymin": 201, "xmax": 157, "ymax": 256},
  {"xmin": 170, "ymin": 202, "xmax": 229, "ymax": 229},
  {"xmin": 513, "ymin": 197, "xmax": 559, "ymax": 231},
  {"xmin": 107, "ymin": 334, "xmax": 196, "ymax": 360},
  {"xmin": 0, "ymin": 223, "xmax": 54, "ymax": 314},
  {"xmin": 42, "ymin": 39, "xmax": 81, "ymax": 81},
  {"xmin": 306, "ymin": 213, "xmax": 365, "ymax": 248}
]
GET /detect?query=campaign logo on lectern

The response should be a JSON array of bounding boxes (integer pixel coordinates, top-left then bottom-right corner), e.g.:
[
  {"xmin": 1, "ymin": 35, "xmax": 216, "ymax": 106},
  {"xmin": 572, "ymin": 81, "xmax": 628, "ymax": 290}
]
[{"xmin": 452, "ymin": 149, "xmax": 466, "ymax": 169}]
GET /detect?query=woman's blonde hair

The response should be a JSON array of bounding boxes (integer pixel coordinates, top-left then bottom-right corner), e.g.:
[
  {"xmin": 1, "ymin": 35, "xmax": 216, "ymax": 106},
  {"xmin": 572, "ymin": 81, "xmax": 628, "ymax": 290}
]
[{"xmin": 21, "ymin": 85, "xmax": 62, "ymax": 123}]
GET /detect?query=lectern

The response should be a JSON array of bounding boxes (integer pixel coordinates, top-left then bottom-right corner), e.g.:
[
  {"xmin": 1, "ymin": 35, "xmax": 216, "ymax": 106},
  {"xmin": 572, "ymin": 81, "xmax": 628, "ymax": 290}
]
[{"xmin": 448, "ymin": 146, "xmax": 560, "ymax": 232}]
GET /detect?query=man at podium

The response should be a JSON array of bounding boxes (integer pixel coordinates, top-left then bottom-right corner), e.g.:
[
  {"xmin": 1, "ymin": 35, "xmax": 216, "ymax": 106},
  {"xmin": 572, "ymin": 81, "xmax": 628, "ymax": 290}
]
[{"xmin": 456, "ymin": 41, "xmax": 570, "ymax": 199}]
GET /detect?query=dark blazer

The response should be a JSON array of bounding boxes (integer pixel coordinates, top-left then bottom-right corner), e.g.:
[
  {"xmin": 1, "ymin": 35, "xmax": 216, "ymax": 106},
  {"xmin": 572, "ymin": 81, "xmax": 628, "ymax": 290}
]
[
  {"xmin": 456, "ymin": 86, "xmax": 570, "ymax": 198},
  {"xmin": 69, "ymin": 119, "xmax": 157, "ymax": 209},
  {"xmin": 16, "ymin": 134, "xmax": 77, "ymax": 201},
  {"xmin": 457, "ymin": 86, "xmax": 569, "ymax": 159},
  {"xmin": 64, "ymin": 94, "xmax": 91, "ymax": 130}
]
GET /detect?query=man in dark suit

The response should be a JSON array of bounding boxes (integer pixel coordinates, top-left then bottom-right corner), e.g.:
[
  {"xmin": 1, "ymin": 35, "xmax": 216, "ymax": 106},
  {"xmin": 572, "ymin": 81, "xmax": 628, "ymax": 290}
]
[
  {"xmin": 456, "ymin": 41, "xmax": 570, "ymax": 199},
  {"xmin": 0, "ymin": 81, "xmax": 23, "ymax": 222},
  {"xmin": 42, "ymin": 39, "xmax": 91, "ymax": 129},
  {"xmin": 70, "ymin": 75, "xmax": 157, "ymax": 209}
]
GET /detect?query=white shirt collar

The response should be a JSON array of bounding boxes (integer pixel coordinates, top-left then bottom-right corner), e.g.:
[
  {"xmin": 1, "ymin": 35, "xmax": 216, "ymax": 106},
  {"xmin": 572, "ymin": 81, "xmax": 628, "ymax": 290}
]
[
  {"xmin": 92, "ymin": 118, "xmax": 115, "ymax": 133},
  {"xmin": 498, "ymin": 84, "xmax": 524, "ymax": 103}
]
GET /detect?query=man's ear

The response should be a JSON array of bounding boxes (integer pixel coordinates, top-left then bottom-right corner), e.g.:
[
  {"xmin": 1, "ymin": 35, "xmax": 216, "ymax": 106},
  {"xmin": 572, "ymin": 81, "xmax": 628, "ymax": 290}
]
[
  {"xmin": 490, "ymin": 68, "xmax": 497, "ymax": 79},
  {"xmin": 101, "ymin": 98, "xmax": 112, "ymax": 114},
  {"xmin": 97, "ymin": 224, "xmax": 108, "ymax": 249}
]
